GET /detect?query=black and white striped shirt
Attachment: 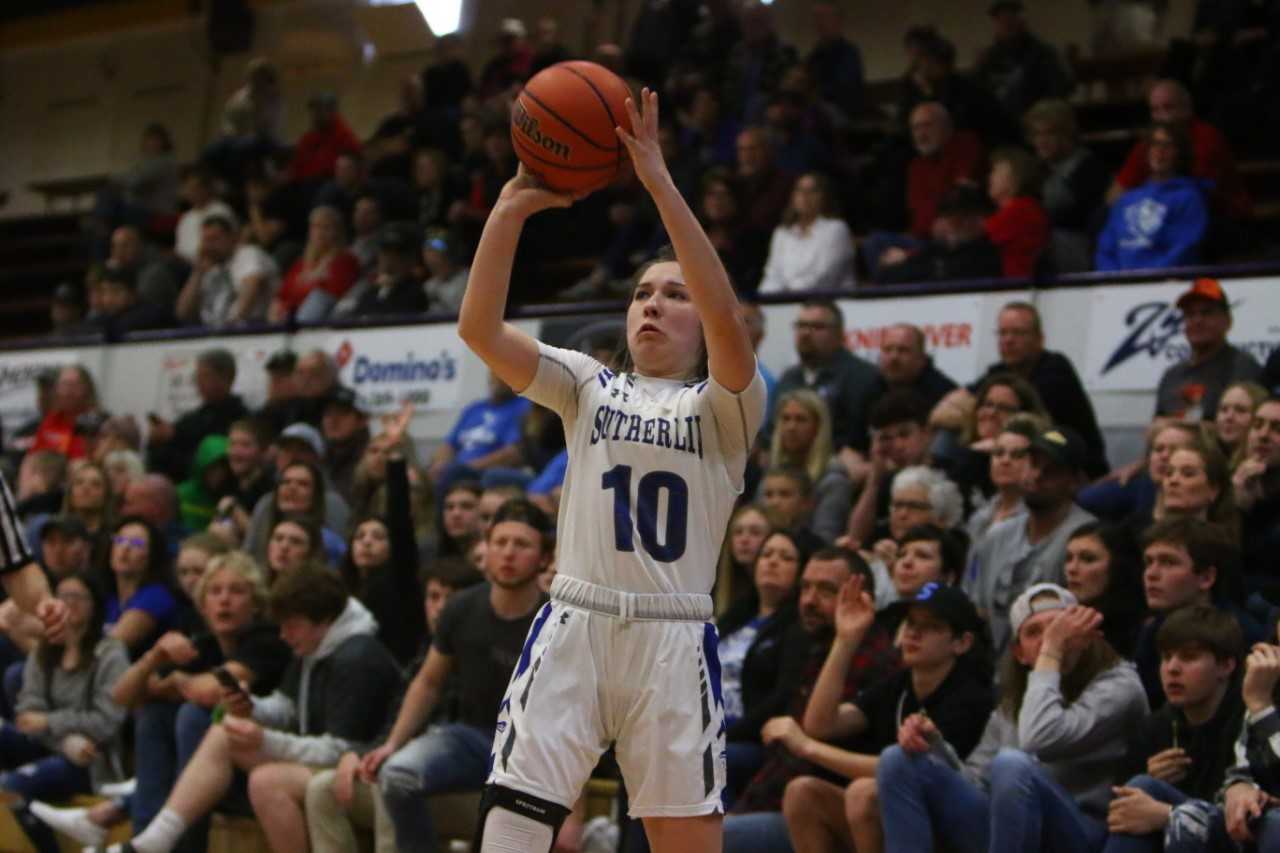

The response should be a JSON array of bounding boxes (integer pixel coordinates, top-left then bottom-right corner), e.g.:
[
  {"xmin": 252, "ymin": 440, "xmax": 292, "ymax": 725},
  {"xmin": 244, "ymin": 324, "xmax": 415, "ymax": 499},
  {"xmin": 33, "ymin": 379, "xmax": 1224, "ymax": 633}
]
[{"xmin": 0, "ymin": 472, "xmax": 33, "ymax": 575}]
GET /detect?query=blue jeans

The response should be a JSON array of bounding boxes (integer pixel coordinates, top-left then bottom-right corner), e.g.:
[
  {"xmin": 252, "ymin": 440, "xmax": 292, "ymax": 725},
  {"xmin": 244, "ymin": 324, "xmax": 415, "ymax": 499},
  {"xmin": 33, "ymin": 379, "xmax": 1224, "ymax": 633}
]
[
  {"xmin": 724, "ymin": 742, "xmax": 765, "ymax": 810},
  {"xmin": 2, "ymin": 661, "xmax": 24, "ymax": 720},
  {"xmin": 877, "ymin": 744, "xmax": 990, "ymax": 853},
  {"xmin": 132, "ymin": 702, "xmax": 212, "ymax": 833},
  {"xmin": 378, "ymin": 723, "xmax": 493, "ymax": 853},
  {"xmin": 0, "ymin": 721, "xmax": 92, "ymax": 853},
  {"xmin": 988, "ymin": 748, "xmax": 1107, "ymax": 853},
  {"xmin": 723, "ymin": 810, "xmax": 794, "ymax": 853},
  {"xmin": 1102, "ymin": 775, "xmax": 1187, "ymax": 853},
  {"xmin": 1165, "ymin": 798, "xmax": 1280, "ymax": 852}
]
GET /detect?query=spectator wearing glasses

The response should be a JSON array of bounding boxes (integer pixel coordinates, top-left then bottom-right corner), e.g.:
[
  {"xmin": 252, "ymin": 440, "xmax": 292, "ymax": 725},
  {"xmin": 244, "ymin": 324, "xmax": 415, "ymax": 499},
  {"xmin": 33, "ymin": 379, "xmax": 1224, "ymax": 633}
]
[
  {"xmin": 102, "ymin": 516, "xmax": 177, "ymax": 660},
  {"xmin": 963, "ymin": 414, "xmax": 1043, "ymax": 545}
]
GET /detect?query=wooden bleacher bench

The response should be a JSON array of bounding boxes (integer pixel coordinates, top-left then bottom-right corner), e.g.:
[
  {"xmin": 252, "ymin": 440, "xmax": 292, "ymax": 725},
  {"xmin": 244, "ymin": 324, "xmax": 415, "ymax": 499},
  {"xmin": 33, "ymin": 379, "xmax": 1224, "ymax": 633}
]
[
  {"xmin": 26, "ymin": 174, "xmax": 108, "ymax": 213},
  {"xmin": 0, "ymin": 794, "xmax": 131, "ymax": 853},
  {"xmin": 1070, "ymin": 47, "xmax": 1167, "ymax": 100}
]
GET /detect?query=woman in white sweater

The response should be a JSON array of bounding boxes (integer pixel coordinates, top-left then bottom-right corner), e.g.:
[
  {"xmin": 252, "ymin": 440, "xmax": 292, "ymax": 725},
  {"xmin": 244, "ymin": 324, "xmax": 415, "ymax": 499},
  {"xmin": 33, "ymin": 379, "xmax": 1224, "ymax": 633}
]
[{"xmin": 758, "ymin": 172, "xmax": 856, "ymax": 293}]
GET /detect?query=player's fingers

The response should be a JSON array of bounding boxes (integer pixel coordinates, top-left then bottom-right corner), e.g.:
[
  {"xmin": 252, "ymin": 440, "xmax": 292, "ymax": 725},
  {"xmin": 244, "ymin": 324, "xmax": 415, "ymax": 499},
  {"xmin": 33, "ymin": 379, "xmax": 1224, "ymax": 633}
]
[{"xmin": 645, "ymin": 88, "xmax": 660, "ymax": 134}]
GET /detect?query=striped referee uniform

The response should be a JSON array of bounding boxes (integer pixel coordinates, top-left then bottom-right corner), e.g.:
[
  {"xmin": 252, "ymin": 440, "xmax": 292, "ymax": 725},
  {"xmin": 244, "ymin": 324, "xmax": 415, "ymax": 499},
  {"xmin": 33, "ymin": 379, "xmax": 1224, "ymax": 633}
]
[{"xmin": 0, "ymin": 472, "xmax": 34, "ymax": 574}]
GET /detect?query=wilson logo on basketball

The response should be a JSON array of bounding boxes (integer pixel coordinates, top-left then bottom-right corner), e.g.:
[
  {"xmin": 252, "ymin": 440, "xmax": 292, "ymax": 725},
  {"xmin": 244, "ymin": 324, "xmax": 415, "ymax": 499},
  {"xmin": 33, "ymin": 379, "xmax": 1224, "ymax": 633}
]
[{"xmin": 513, "ymin": 101, "xmax": 571, "ymax": 161}]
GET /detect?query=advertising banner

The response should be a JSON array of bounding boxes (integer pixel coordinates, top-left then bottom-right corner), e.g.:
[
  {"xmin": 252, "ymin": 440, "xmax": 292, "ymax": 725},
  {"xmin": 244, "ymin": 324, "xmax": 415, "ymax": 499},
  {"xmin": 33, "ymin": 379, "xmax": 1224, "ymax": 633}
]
[{"xmin": 327, "ymin": 325, "xmax": 466, "ymax": 414}]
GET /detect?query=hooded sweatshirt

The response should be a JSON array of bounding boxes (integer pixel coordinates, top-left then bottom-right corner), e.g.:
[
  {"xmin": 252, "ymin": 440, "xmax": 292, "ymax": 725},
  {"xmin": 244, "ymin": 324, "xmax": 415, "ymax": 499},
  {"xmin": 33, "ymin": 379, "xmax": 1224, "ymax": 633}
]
[
  {"xmin": 178, "ymin": 434, "xmax": 230, "ymax": 531},
  {"xmin": 251, "ymin": 597, "xmax": 402, "ymax": 767},
  {"xmin": 1095, "ymin": 176, "xmax": 1210, "ymax": 272},
  {"xmin": 932, "ymin": 660, "xmax": 1148, "ymax": 817}
]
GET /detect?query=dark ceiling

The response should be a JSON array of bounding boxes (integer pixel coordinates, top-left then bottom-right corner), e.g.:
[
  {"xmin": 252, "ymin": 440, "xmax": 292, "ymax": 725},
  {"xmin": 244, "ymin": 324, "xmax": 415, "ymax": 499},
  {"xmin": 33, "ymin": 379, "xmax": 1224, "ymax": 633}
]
[{"xmin": 1, "ymin": 0, "xmax": 132, "ymax": 24}]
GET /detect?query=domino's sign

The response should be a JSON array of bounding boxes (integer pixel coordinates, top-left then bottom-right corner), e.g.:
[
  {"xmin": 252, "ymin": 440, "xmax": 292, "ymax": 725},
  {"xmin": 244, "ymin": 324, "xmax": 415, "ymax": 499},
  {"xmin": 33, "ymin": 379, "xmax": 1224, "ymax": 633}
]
[{"xmin": 329, "ymin": 326, "xmax": 465, "ymax": 414}]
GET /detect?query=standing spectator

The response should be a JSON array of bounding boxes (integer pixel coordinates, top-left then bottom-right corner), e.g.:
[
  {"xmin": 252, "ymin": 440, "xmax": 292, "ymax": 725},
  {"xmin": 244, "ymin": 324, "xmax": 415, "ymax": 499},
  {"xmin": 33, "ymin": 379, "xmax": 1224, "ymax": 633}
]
[
  {"xmin": 1106, "ymin": 79, "xmax": 1251, "ymax": 222},
  {"xmin": 288, "ymin": 92, "xmax": 362, "ymax": 186},
  {"xmin": 758, "ymin": 173, "xmax": 855, "ymax": 294},
  {"xmin": 768, "ymin": 300, "xmax": 880, "ymax": 458},
  {"xmin": 974, "ymin": 1, "xmax": 1073, "ymax": 122},
  {"xmin": 427, "ymin": 372, "xmax": 531, "ymax": 489},
  {"xmin": 965, "ymin": 425, "xmax": 1096, "ymax": 655},
  {"xmin": 32, "ymin": 367, "xmax": 101, "ymax": 461},
  {"xmin": 1096, "ymin": 123, "xmax": 1210, "ymax": 273},
  {"xmin": 872, "ymin": 324, "xmax": 959, "ymax": 412},
  {"xmin": 343, "ymin": 223, "xmax": 429, "ymax": 317},
  {"xmin": 1154, "ymin": 278, "xmax": 1265, "ymax": 420},
  {"xmin": 249, "ymin": 191, "xmax": 302, "ymax": 275},
  {"xmin": 175, "ymin": 215, "xmax": 279, "ymax": 327},
  {"xmin": 145, "ymin": 349, "xmax": 249, "ymax": 483},
  {"xmin": 202, "ymin": 58, "xmax": 284, "ymax": 187},
  {"xmin": 269, "ymin": 206, "xmax": 361, "ymax": 324},
  {"xmin": 1023, "ymin": 99, "xmax": 1110, "ymax": 233},
  {"xmin": 421, "ymin": 34, "xmax": 471, "ymax": 118},
  {"xmin": 173, "ymin": 167, "xmax": 236, "ymax": 266},
  {"xmin": 721, "ymin": 2, "xmax": 798, "ymax": 121},
  {"xmin": 422, "ymin": 228, "xmax": 468, "ymax": 313},
  {"xmin": 804, "ymin": 2, "xmax": 865, "ymax": 119},
  {"xmin": 735, "ymin": 128, "xmax": 796, "ymax": 235},
  {"xmin": 478, "ymin": 18, "xmax": 533, "ymax": 98},
  {"xmin": 984, "ymin": 147, "xmax": 1050, "ymax": 278}
]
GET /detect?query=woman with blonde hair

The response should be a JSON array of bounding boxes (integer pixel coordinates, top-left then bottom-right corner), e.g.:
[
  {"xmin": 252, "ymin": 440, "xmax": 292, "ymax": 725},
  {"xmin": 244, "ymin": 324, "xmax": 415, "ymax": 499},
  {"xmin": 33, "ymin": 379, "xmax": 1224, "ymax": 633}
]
[
  {"xmin": 1215, "ymin": 380, "xmax": 1268, "ymax": 462},
  {"xmin": 268, "ymin": 205, "xmax": 359, "ymax": 323},
  {"xmin": 760, "ymin": 389, "xmax": 852, "ymax": 541}
]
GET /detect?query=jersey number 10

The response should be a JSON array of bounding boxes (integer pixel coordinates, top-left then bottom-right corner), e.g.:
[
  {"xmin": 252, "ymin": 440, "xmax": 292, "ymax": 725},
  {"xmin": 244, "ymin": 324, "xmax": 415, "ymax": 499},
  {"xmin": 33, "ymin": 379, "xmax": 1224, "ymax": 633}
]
[{"xmin": 601, "ymin": 464, "xmax": 689, "ymax": 562}]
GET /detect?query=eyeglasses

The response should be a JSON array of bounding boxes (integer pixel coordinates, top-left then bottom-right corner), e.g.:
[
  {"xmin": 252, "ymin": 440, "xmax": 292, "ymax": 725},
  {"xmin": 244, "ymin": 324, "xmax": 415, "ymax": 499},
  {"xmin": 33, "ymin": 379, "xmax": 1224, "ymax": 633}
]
[
  {"xmin": 112, "ymin": 535, "xmax": 147, "ymax": 550},
  {"xmin": 890, "ymin": 500, "xmax": 932, "ymax": 513}
]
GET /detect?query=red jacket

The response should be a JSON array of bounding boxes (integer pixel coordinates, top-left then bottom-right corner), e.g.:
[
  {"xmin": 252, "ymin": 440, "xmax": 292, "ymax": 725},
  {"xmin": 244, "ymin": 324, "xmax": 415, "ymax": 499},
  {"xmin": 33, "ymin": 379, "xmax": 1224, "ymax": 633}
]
[
  {"xmin": 1116, "ymin": 118, "xmax": 1251, "ymax": 220},
  {"xmin": 288, "ymin": 116, "xmax": 362, "ymax": 182},
  {"xmin": 907, "ymin": 130, "xmax": 987, "ymax": 238},
  {"xmin": 277, "ymin": 251, "xmax": 361, "ymax": 312},
  {"xmin": 31, "ymin": 411, "xmax": 88, "ymax": 459},
  {"xmin": 985, "ymin": 196, "xmax": 1050, "ymax": 278}
]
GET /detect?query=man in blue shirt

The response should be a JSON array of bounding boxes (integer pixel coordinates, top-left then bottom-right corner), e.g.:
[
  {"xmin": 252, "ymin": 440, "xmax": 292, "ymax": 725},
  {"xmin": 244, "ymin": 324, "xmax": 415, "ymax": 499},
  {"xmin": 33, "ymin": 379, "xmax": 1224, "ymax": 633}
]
[{"xmin": 428, "ymin": 371, "xmax": 532, "ymax": 490}]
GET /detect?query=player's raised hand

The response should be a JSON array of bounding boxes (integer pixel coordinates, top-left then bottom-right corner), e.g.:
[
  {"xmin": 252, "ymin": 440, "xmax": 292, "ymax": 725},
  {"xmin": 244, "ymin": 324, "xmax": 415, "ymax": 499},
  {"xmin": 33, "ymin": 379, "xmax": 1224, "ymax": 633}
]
[
  {"xmin": 496, "ymin": 164, "xmax": 577, "ymax": 220},
  {"xmin": 615, "ymin": 88, "xmax": 671, "ymax": 194}
]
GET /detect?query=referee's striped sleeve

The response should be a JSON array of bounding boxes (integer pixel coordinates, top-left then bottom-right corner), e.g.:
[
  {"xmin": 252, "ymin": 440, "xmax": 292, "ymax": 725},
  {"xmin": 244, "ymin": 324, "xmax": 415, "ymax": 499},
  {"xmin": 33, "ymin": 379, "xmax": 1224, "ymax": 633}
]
[{"xmin": 0, "ymin": 472, "xmax": 33, "ymax": 574}]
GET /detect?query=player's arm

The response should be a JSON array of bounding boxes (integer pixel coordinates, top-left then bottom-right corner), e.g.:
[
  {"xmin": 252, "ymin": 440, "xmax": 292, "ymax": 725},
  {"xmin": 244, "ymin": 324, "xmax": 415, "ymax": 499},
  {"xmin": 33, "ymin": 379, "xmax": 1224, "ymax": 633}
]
[
  {"xmin": 615, "ymin": 89, "xmax": 755, "ymax": 393},
  {"xmin": 458, "ymin": 167, "xmax": 575, "ymax": 394},
  {"xmin": 0, "ymin": 468, "xmax": 66, "ymax": 641}
]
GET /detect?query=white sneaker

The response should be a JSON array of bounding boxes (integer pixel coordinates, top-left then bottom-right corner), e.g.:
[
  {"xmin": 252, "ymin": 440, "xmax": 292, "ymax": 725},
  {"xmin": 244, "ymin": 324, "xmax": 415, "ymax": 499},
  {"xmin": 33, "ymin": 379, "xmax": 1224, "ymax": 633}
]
[
  {"xmin": 98, "ymin": 778, "xmax": 136, "ymax": 798},
  {"xmin": 28, "ymin": 801, "xmax": 107, "ymax": 847}
]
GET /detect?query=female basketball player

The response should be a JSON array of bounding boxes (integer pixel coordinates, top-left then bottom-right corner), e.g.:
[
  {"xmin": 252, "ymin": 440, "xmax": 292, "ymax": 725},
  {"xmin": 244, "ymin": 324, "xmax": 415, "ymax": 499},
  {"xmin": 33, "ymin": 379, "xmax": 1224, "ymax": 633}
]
[{"xmin": 458, "ymin": 89, "xmax": 765, "ymax": 853}]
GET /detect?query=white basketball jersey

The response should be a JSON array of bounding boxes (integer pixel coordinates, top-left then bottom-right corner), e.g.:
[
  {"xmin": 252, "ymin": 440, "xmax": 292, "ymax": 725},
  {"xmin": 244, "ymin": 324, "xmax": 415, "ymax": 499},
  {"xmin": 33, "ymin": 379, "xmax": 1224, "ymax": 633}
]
[{"xmin": 522, "ymin": 341, "xmax": 767, "ymax": 596}]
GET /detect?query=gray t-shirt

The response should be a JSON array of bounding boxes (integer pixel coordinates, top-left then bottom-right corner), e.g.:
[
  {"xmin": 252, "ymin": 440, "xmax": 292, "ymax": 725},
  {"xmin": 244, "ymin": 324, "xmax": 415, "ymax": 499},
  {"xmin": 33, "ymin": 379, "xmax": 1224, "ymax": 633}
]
[
  {"xmin": 963, "ymin": 502, "xmax": 1096, "ymax": 655},
  {"xmin": 1155, "ymin": 343, "xmax": 1263, "ymax": 420}
]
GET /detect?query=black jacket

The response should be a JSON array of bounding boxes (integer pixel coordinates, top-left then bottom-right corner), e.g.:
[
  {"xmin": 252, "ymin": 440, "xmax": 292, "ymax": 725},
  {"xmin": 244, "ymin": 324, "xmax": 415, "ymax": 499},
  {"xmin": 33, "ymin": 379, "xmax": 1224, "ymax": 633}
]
[
  {"xmin": 877, "ymin": 237, "xmax": 1004, "ymax": 285},
  {"xmin": 148, "ymin": 394, "xmax": 250, "ymax": 483},
  {"xmin": 1123, "ymin": 684, "xmax": 1244, "ymax": 801},
  {"xmin": 770, "ymin": 349, "xmax": 881, "ymax": 453},
  {"xmin": 871, "ymin": 359, "xmax": 959, "ymax": 413},
  {"xmin": 722, "ymin": 606, "xmax": 808, "ymax": 743}
]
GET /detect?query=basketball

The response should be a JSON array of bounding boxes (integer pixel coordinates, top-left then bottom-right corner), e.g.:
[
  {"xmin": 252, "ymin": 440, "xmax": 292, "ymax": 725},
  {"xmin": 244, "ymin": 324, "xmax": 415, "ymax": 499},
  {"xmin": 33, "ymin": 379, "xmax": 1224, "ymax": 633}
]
[{"xmin": 510, "ymin": 60, "xmax": 633, "ymax": 195}]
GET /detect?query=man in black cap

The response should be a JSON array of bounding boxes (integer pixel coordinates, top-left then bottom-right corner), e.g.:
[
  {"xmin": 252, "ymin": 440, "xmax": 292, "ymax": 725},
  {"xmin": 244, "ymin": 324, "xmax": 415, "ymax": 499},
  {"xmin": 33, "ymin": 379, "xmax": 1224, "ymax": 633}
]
[
  {"xmin": 38, "ymin": 516, "xmax": 93, "ymax": 582},
  {"xmin": 256, "ymin": 349, "xmax": 304, "ymax": 437},
  {"xmin": 320, "ymin": 387, "xmax": 370, "ymax": 504},
  {"xmin": 347, "ymin": 222, "xmax": 430, "ymax": 317},
  {"xmin": 1154, "ymin": 277, "xmax": 1264, "ymax": 420},
  {"xmin": 877, "ymin": 185, "xmax": 1004, "ymax": 283},
  {"xmin": 974, "ymin": 1, "xmax": 1073, "ymax": 121},
  {"xmin": 965, "ymin": 424, "xmax": 1096, "ymax": 655}
]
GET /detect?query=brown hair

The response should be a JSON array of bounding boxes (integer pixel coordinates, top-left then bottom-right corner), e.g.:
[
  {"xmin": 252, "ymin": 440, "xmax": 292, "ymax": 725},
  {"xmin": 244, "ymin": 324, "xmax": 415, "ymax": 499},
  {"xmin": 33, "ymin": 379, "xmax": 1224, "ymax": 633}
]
[
  {"xmin": 1000, "ymin": 629, "xmax": 1122, "ymax": 718},
  {"xmin": 990, "ymin": 147, "xmax": 1045, "ymax": 198},
  {"xmin": 1156, "ymin": 604, "xmax": 1244, "ymax": 662},
  {"xmin": 269, "ymin": 568, "xmax": 347, "ymax": 624}
]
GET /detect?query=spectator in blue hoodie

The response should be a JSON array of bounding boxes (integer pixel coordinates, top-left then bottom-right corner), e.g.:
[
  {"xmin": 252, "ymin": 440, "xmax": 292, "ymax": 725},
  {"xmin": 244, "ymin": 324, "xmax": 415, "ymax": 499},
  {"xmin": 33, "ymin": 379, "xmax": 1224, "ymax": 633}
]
[{"xmin": 1095, "ymin": 123, "xmax": 1209, "ymax": 273}]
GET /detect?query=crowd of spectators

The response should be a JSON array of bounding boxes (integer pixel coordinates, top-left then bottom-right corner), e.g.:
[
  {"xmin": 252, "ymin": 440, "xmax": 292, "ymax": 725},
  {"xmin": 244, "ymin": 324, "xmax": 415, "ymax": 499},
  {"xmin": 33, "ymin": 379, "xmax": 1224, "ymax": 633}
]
[{"xmin": 46, "ymin": 0, "xmax": 1280, "ymax": 341}]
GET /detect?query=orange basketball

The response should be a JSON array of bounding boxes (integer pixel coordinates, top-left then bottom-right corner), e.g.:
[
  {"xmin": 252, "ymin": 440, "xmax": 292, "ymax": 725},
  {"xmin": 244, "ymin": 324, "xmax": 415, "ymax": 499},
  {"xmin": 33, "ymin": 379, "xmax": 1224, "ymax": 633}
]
[{"xmin": 511, "ymin": 60, "xmax": 633, "ymax": 195}]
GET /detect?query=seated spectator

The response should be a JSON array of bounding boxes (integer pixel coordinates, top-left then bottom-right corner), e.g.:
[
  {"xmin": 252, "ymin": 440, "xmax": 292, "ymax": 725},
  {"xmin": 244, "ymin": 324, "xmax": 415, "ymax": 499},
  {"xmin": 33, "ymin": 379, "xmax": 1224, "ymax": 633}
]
[
  {"xmin": 174, "ymin": 167, "xmax": 236, "ymax": 266},
  {"xmin": 101, "ymin": 570, "xmax": 401, "ymax": 853},
  {"xmin": 865, "ymin": 466, "xmax": 964, "ymax": 608},
  {"xmin": 175, "ymin": 214, "xmax": 279, "ymax": 327},
  {"xmin": 1135, "ymin": 518, "xmax": 1263, "ymax": 708},
  {"xmin": 169, "ymin": 533, "xmax": 229, "ymax": 635},
  {"xmin": 338, "ymin": 405, "xmax": 424, "ymax": 667},
  {"xmin": 426, "ymin": 372, "xmax": 531, "ymax": 489},
  {"xmin": 876, "ymin": 185, "xmax": 1004, "ymax": 284},
  {"xmin": 804, "ymin": 2, "xmax": 865, "ymax": 119},
  {"xmin": 965, "ymin": 415, "xmax": 1040, "ymax": 545},
  {"xmin": 290, "ymin": 350, "xmax": 342, "ymax": 428},
  {"xmin": 435, "ymin": 480, "xmax": 483, "ymax": 559},
  {"xmin": 345, "ymin": 191, "xmax": 383, "ymax": 276},
  {"xmin": 92, "ymin": 265, "xmax": 172, "ymax": 338},
  {"xmin": 269, "ymin": 206, "xmax": 361, "ymax": 324},
  {"xmin": 1078, "ymin": 420, "xmax": 1203, "ymax": 524},
  {"xmin": 1214, "ymin": 381, "xmax": 1269, "ymax": 460},
  {"xmin": 1234, "ymin": 397, "xmax": 1280, "ymax": 584},
  {"xmin": 975, "ymin": 1, "xmax": 1072, "ymax": 120},
  {"xmin": 676, "ymin": 84, "xmax": 740, "ymax": 172},
  {"xmin": 882, "ymin": 524, "xmax": 968, "ymax": 607},
  {"xmin": 176, "ymin": 436, "xmax": 232, "ymax": 534},
  {"xmin": 111, "ymin": 551, "xmax": 289, "ymax": 844},
  {"xmin": 315, "ymin": 154, "xmax": 412, "ymax": 233},
  {"xmin": 475, "ymin": 483, "xmax": 524, "ymax": 535},
  {"xmin": 421, "ymin": 228, "xmax": 468, "ymax": 313},
  {"xmin": 32, "ymin": 368, "xmax": 103, "ymax": 461},
  {"xmin": 235, "ymin": 422, "xmax": 350, "ymax": 540},
  {"xmin": 723, "ymin": 546, "xmax": 899, "ymax": 850},
  {"xmin": 984, "ymin": 147, "xmax": 1050, "ymax": 278},
  {"xmin": 1023, "ymin": 99, "xmax": 1110, "ymax": 232},
  {"xmin": 364, "ymin": 76, "xmax": 425, "ymax": 182},
  {"xmin": 342, "ymin": 222, "xmax": 430, "ymax": 317},
  {"xmin": 965, "ymin": 425, "xmax": 1096, "ymax": 655},
  {"xmin": 873, "ymin": 324, "xmax": 959, "ymax": 412},
  {"xmin": 412, "ymin": 148, "xmax": 461, "ymax": 233},
  {"xmin": 697, "ymin": 168, "xmax": 770, "ymax": 295},
  {"xmin": 783, "ymin": 582, "xmax": 993, "ymax": 853},
  {"xmin": 873, "ymin": 583, "xmax": 1148, "ymax": 853},
  {"xmin": 758, "ymin": 172, "xmax": 855, "ymax": 294},
  {"xmin": 446, "ymin": 119, "xmax": 516, "ymax": 248},
  {"xmin": 319, "ymin": 388, "xmax": 370, "ymax": 506},
  {"xmin": 348, "ymin": 417, "xmax": 435, "ymax": 548},
  {"xmin": 845, "ymin": 391, "xmax": 934, "ymax": 549},
  {"xmin": 1063, "ymin": 522, "xmax": 1145, "ymax": 658},
  {"xmin": 1103, "ymin": 605, "xmax": 1244, "ymax": 853},
  {"xmin": 867, "ymin": 101, "xmax": 988, "ymax": 277},
  {"xmin": 102, "ymin": 516, "xmax": 178, "ymax": 658},
  {"xmin": 760, "ymin": 467, "xmax": 817, "ymax": 537},
  {"xmin": 718, "ymin": 528, "xmax": 815, "ymax": 806},
  {"xmin": 1095, "ymin": 122, "xmax": 1210, "ymax": 273},
  {"xmin": 895, "ymin": 26, "xmax": 1020, "ymax": 144},
  {"xmin": 105, "ymin": 225, "xmax": 180, "ymax": 309},
  {"xmin": 120, "ymin": 474, "xmax": 186, "ymax": 554},
  {"xmin": 288, "ymin": 92, "xmax": 362, "ymax": 186},
  {"xmin": 243, "ymin": 461, "xmax": 345, "ymax": 569},
  {"xmin": 1155, "ymin": 442, "xmax": 1237, "ymax": 538},
  {"xmin": 356, "ymin": 500, "xmax": 550, "ymax": 852},
  {"xmin": 734, "ymin": 127, "xmax": 796, "ymax": 235},
  {"xmin": 762, "ymin": 91, "xmax": 831, "ymax": 176},
  {"xmin": 146, "ymin": 348, "xmax": 250, "ymax": 483},
  {"xmin": 216, "ymin": 418, "xmax": 275, "ymax": 529},
  {"xmin": 265, "ymin": 515, "xmax": 330, "ymax": 581},
  {"xmin": 2, "ymin": 572, "xmax": 128, "ymax": 852},
  {"xmin": 715, "ymin": 504, "xmax": 774, "ymax": 617},
  {"xmin": 248, "ymin": 190, "xmax": 302, "ymax": 275},
  {"xmin": 759, "ymin": 390, "xmax": 852, "ymax": 542},
  {"xmin": 36, "ymin": 461, "xmax": 112, "ymax": 572},
  {"xmin": 1106, "ymin": 79, "xmax": 1251, "ymax": 222},
  {"xmin": 934, "ymin": 375, "xmax": 1047, "ymax": 508},
  {"xmin": 95, "ymin": 415, "xmax": 143, "ymax": 466},
  {"xmin": 1154, "ymin": 278, "xmax": 1264, "ymax": 421}
]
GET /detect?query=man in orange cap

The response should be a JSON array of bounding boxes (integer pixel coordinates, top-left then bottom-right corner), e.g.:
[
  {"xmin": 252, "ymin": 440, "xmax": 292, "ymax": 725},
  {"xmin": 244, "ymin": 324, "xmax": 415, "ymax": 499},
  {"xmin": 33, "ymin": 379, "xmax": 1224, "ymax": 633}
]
[{"xmin": 1154, "ymin": 278, "xmax": 1263, "ymax": 420}]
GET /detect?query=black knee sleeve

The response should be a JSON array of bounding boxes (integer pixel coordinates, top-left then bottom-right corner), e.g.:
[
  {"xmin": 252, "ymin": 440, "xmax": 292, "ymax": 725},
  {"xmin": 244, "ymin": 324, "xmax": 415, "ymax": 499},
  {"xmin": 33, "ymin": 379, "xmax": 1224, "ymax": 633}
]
[{"xmin": 473, "ymin": 783, "xmax": 571, "ymax": 852}]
